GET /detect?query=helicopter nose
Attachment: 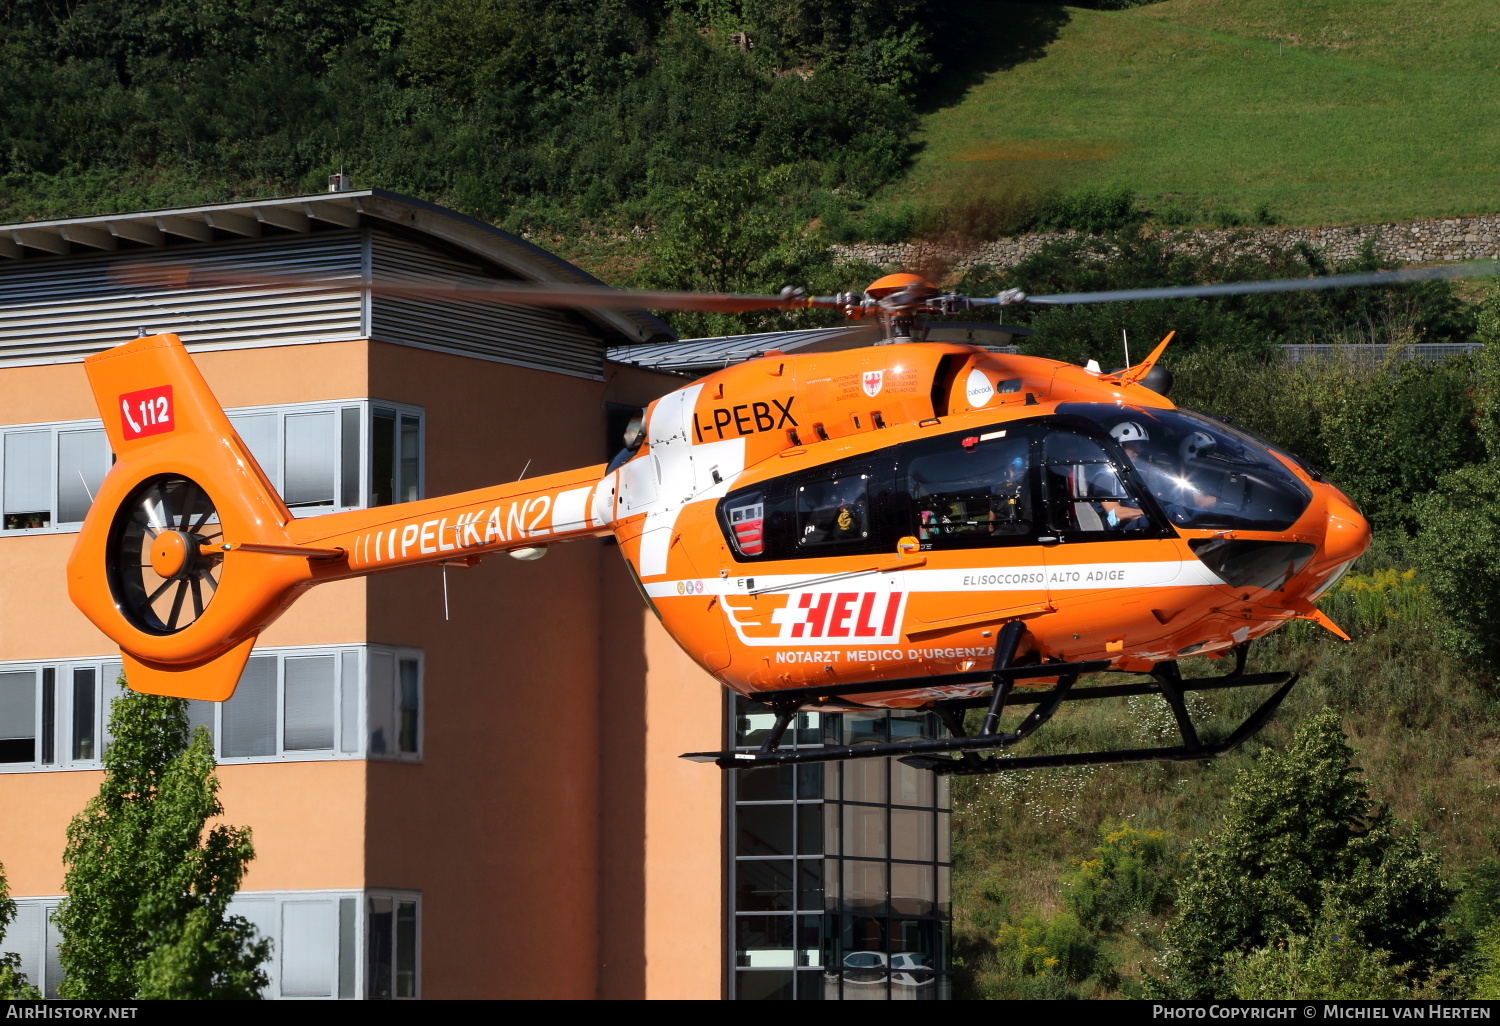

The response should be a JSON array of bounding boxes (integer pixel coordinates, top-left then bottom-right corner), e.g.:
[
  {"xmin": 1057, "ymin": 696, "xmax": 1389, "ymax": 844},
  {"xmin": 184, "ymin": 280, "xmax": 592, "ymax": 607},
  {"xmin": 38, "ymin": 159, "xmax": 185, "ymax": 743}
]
[{"xmin": 1320, "ymin": 493, "xmax": 1371, "ymax": 569}]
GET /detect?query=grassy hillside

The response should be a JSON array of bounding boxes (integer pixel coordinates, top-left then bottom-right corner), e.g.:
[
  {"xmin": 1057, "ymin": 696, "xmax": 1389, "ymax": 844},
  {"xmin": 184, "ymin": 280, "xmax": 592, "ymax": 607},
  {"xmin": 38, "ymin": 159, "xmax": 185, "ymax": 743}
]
[{"xmin": 899, "ymin": 0, "xmax": 1500, "ymax": 227}]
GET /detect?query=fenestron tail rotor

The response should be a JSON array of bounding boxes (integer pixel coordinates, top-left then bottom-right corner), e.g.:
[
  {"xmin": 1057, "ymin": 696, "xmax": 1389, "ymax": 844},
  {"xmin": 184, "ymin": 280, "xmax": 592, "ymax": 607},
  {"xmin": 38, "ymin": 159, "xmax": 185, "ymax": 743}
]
[{"xmin": 107, "ymin": 475, "xmax": 223, "ymax": 635}]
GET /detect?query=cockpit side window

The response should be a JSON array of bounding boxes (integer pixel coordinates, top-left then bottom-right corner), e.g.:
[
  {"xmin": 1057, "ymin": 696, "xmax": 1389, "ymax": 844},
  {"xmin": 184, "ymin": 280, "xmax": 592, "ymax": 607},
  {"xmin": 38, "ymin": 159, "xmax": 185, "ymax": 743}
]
[
  {"xmin": 1054, "ymin": 404, "xmax": 1313, "ymax": 532},
  {"xmin": 907, "ymin": 431, "xmax": 1035, "ymax": 549},
  {"xmin": 1041, "ymin": 430, "xmax": 1158, "ymax": 537}
]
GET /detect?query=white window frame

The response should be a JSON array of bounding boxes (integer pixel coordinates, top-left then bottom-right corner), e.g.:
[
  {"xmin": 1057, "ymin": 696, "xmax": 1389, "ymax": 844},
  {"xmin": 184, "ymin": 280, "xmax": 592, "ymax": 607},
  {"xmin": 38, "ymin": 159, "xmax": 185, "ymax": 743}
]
[
  {"xmin": 197, "ymin": 645, "xmax": 365, "ymax": 765},
  {"xmin": 227, "ymin": 399, "xmax": 366, "ymax": 519},
  {"xmin": 363, "ymin": 647, "xmax": 424, "ymax": 763},
  {"xmin": 0, "ymin": 418, "xmax": 111, "ymax": 535},
  {"xmin": 230, "ymin": 889, "xmax": 368, "ymax": 1000},
  {"xmin": 367, "ymin": 401, "xmax": 425, "ymax": 508},
  {"xmin": 0, "ymin": 400, "xmax": 425, "ymax": 534},
  {"xmin": 4, "ymin": 889, "xmax": 412, "ymax": 1000},
  {"xmin": 1, "ymin": 896, "xmax": 63, "ymax": 998},
  {"xmin": 197, "ymin": 644, "xmax": 421, "ymax": 766},
  {"xmin": 364, "ymin": 890, "xmax": 422, "ymax": 1000},
  {"xmin": 0, "ymin": 645, "xmax": 421, "ymax": 771},
  {"xmin": 0, "ymin": 658, "xmax": 122, "ymax": 774}
]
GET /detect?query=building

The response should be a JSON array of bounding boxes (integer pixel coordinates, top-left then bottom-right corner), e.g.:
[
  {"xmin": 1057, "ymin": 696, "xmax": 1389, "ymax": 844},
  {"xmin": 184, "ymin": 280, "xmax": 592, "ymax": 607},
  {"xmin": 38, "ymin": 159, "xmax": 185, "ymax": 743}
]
[{"xmin": 0, "ymin": 190, "xmax": 953, "ymax": 999}]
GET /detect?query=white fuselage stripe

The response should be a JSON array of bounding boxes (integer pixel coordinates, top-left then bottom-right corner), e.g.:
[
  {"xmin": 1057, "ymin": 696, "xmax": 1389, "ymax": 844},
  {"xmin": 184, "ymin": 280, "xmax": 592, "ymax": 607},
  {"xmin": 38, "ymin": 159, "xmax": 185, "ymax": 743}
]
[{"xmin": 642, "ymin": 560, "xmax": 1224, "ymax": 598}]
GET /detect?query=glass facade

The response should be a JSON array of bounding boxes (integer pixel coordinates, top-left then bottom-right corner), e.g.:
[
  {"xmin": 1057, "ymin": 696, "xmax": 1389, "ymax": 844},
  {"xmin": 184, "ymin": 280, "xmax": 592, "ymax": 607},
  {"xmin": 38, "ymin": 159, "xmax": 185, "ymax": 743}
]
[{"xmin": 729, "ymin": 699, "xmax": 951, "ymax": 1000}]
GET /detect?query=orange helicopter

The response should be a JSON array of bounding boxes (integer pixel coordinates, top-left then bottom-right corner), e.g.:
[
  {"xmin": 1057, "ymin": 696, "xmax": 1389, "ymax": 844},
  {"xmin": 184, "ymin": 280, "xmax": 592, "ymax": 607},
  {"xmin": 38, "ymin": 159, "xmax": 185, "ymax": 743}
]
[{"xmin": 68, "ymin": 259, "xmax": 1491, "ymax": 775}]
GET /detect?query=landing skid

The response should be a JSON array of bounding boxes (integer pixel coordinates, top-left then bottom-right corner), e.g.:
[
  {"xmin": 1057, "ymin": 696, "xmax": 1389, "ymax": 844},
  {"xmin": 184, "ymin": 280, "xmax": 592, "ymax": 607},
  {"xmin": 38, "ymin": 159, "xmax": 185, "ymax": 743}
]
[{"xmin": 681, "ymin": 624, "xmax": 1298, "ymax": 776}]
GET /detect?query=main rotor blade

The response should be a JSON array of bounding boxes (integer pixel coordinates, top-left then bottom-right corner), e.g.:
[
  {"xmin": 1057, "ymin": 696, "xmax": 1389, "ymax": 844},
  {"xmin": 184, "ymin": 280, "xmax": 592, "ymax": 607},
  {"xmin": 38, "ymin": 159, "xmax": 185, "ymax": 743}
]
[
  {"xmin": 1021, "ymin": 260, "xmax": 1500, "ymax": 305},
  {"xmin": 111, "ymin": 265, "xmax": 845, "ymax": 315}
]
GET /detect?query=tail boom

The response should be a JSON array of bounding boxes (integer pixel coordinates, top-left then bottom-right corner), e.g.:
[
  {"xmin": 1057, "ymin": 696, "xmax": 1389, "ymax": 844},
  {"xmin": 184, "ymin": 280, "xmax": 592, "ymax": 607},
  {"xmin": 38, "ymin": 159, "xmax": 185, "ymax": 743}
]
[
  {"xmin": 288, "ymin": 466, "xmax": 610, "ymax": 579},
  {"xmin": 66, "ymin": 332, "xmax": 612, "ymax": 701}
]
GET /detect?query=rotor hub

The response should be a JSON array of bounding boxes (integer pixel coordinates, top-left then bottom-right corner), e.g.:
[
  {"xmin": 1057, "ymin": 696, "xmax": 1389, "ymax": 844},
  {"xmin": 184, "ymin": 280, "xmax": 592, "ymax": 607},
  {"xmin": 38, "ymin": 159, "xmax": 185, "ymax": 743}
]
[{"xmin": 149, "ymin": 530, "xmax": 198, "ymax": 580}]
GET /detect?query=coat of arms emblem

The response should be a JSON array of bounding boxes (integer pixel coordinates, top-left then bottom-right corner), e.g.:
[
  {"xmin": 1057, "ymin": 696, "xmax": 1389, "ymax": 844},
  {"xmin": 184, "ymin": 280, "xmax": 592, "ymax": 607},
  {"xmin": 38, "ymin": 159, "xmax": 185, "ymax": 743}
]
[{"xmin": 862, "ymin": 370, "xmax": 884, "ymax": 397}]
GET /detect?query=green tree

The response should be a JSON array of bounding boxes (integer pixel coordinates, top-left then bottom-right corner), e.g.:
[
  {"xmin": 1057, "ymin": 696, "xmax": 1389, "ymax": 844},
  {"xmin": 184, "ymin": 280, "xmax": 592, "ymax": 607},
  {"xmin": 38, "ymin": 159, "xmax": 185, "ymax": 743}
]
[
  {"xmin": 0, "ymin": 864, "xmax": 41, "ymax": 999},
  {"xmin": 1410, "ymin": 287, "xmax": 1500, "ymax": 666},
  {"xmin": 1158, "ymin": 710, "xmax": 1453, "ymax": 998},
  {"xmin": 643, "ymin": 163, "xmax": 847, "ymax": 338},
  {"xmin": 1226, "ymin": 915, "xmax": 1441, "ymax": 1000},
  {"xmin": 55, "ymin": 689, "xmax": 268, "ymax": 999}
]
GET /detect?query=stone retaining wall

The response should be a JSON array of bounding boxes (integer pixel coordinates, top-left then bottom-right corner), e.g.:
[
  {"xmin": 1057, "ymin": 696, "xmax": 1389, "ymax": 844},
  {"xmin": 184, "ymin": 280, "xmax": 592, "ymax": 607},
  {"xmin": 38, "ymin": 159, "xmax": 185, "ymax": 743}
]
[{"xmin": 831, "ymin": 214, "xmax": 1500, "ymax": 273}]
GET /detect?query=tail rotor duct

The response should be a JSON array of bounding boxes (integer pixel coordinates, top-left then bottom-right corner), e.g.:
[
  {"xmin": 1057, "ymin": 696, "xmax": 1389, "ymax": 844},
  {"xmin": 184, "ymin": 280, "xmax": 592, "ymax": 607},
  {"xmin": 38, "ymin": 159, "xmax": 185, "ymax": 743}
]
[{"xmin": 107, "ymin": 475, "xmax": 223, "ymax": 635}]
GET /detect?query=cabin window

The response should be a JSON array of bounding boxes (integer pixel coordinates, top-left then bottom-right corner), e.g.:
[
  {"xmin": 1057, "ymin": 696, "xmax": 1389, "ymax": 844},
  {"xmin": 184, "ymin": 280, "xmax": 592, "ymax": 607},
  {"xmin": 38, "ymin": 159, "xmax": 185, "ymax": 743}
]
[
  {"xmin": 720, "ymin": 464, "xmax": 896, "ymax": 561},
  {"xmin": 1042, "ymin": 430, "xmax": 1156, "ymax": 537},
  {"xmin": 907, "ymin": 433, "xmax": 1033, "ymax": 548},
  {"xmin": 726, "ymin": 497, "xmax": 766, "ymax": 557},
  {"xmin": 797, "ymin": 475, "xmax": 870, "ymax": 547}
]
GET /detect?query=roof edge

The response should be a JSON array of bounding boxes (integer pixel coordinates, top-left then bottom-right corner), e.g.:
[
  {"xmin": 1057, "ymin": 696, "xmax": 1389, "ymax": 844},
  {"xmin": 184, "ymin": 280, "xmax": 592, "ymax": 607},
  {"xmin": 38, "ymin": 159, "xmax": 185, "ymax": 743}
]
[{"xmin": 0, "ymin": 189, "xmax": 677, "ymax": 346}]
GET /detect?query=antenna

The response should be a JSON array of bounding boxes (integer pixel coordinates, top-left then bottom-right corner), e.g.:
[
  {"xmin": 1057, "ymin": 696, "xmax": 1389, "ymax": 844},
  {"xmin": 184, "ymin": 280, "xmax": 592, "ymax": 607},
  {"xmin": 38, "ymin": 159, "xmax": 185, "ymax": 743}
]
[{"xmin": 1122, "ymin": 328, "xmax": 1131, "ymax": 368}]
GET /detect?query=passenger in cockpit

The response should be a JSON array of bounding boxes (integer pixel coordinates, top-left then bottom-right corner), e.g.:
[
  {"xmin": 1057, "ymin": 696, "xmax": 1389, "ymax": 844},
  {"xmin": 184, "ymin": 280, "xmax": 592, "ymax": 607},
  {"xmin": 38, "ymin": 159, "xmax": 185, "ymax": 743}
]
[{"xmin": 1113, "ymin": 422, "xmax": 1218, "ymax": 526}]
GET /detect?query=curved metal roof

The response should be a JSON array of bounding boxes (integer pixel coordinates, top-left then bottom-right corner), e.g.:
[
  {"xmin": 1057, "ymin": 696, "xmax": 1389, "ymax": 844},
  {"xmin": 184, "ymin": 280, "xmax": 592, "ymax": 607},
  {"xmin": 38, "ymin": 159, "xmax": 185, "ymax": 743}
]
[{"xmin": 0, "ymin": 188, "xmax": 675, "ymax": 347}]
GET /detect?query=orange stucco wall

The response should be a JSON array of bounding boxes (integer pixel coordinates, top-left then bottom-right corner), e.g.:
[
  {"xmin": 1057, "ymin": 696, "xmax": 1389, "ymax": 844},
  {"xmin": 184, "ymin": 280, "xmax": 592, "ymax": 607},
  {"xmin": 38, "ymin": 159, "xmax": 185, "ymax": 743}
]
[
  {"xmin": 0, "ymin": 771, "xmax": 104, "ymax": 896},
  {"xmin": 640, "ymin": 611, "xmax": 726, "ymax": 999},
  {"xmin": 217, "ymin": 762, "xmax": 368, "ymax": 891},
  {"xmin": 0, "ymin": 338, "xmax": 726, "ymax": 998}
]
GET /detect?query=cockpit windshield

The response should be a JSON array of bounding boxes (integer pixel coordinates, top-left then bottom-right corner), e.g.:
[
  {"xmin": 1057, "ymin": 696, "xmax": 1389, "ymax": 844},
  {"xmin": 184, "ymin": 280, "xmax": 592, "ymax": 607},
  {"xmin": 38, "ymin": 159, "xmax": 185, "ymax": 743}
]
[{"xmin": 1056, "ymin": 404, "xmax": 1313, "ymax": 532}]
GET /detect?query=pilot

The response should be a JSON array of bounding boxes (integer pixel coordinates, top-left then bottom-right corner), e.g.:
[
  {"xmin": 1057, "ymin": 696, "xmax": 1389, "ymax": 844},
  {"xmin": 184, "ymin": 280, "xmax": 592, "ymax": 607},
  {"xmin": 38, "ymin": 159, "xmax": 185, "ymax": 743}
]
[
  {"xmin": 1110, "ymin": 421, "xmax": 1218, "ymax": 526},
  {"xmin": 1100, "ymin": 422, "xmax": 1152, "ymax": 529}
]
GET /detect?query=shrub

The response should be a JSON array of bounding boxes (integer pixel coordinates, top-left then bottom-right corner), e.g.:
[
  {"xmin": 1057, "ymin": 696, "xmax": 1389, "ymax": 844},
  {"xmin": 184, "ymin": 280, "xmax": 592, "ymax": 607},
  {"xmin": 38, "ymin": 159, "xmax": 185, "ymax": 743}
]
[
  {"xmin": 1062, "ymin": 821, "xmax": 1175, "ymax": 931},
  {"xmin": 1033, "ymin": 185, "xmax": 1146, "ymax": 234},
  {"xmin": 992, "ymin": 910, "xmax": 1109, "ymax": 995},
  {"xmin": 1226, "ymin": 918, "xmax": 1439, "ymax": 1000}
]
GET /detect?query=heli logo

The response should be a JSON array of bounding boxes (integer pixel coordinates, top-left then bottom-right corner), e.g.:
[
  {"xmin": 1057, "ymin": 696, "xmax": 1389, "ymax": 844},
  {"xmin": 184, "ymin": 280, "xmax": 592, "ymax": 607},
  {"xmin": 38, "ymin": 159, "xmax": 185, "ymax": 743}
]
[
  {"xmin": 119, "ymin": 385, "xmax": 174, "ymax": 440},
  {"xmin": 722, "ymin": 589, "xmax": 906, "ymax": 646},
  {"xmin": 862, "ymin": 370, "xmax": 884, "ymax": 398}
]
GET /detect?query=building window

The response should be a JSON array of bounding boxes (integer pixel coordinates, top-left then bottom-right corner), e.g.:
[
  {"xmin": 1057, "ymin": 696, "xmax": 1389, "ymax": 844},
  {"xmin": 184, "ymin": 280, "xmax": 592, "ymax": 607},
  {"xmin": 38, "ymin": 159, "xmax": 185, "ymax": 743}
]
[
  {"xmin": 189, "ymin": 645, "xmax": 421, "ymax": 764},
  {"xmin": 364, "ymin": 650, "xmax": 422, "ymax": 760},
  {"xmin": 365, "ymin": 893, "xmax": 420, "ymax": 999},
  {"xmin": 0, "ymin": 646, "xmax": 419, "ymax": 772},
  {"xmin": 728, "ymin": 699, "xmax": 952, "ymax": 1001},
  {"xmin": 1, "ymin": 890, "xmax": 420, "ymax": 1000},
  {"xmin": 369, "ymin": 406, "xmax": 422, "ymax": 508},
  {"xmin": 0, "ymin": 422, "xmax": 110, "ymax": 532},
  {"xmin": 0, "ymin": 400, "xmax": 423, "ymax": 534},
  {"xmin": 0, "ymin": 660, "xmax": 122, "ymax": 772},
  {"xmin": 230, "ymin": 890, "xmax": 419, "ymax": 1000},
  {"xmin": 2, "ymin": 898, "xmax": 63, "ymax": 998},
  {"xmin": 228, "ymin": 400, "xmax": 424, "ymax": 515}
]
